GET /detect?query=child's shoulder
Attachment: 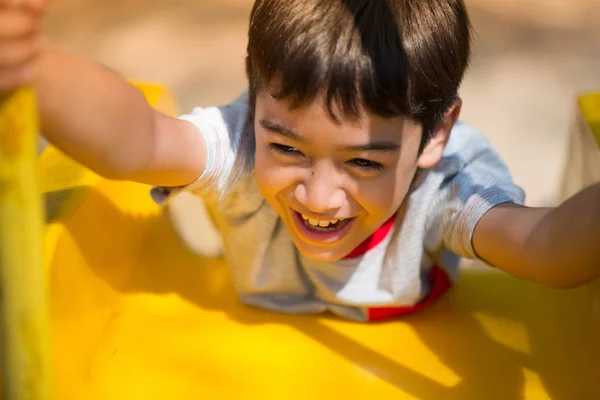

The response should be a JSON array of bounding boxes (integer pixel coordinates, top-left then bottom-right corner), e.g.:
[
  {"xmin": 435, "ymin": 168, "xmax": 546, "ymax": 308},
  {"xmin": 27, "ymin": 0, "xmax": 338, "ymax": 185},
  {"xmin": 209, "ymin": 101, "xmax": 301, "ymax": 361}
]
[
  {"xmin": 437, "ymin": 121, "xmax": 508, "ymax": 175},
  {"xmin": 444, "ymin": 121, "xmax": 493, "ymax": 156},
  {"xmin": 183, "ymin": 92, "xmax": 250, "ymax": 133}
]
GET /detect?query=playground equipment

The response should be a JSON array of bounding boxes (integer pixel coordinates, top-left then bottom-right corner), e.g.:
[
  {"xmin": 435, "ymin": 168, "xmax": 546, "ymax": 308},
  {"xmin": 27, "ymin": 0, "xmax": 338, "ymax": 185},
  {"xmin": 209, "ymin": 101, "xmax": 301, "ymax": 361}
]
[{"xmin": 0, "ymin": 84, "xmax": 599, "ymax": 399}]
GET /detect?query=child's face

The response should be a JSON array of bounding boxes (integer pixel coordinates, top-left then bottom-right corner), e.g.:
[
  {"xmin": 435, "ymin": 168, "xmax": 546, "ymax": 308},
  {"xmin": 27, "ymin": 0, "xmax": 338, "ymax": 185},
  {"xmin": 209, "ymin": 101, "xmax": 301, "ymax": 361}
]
[{"xmin": 254, "ymin": 91, "xmax": 451, "ymax": 261}]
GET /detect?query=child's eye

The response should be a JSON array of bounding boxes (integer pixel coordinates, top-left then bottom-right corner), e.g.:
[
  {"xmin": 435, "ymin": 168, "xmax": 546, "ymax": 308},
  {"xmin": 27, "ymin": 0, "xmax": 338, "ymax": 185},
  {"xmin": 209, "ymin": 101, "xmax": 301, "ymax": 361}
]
[
  {"xmin": 348, "ymin": 158, "xmax": 384, "ymax": 171},
  {"xmin": 269, "ymin": 143, "xmax": 303, "ymax": 156}
]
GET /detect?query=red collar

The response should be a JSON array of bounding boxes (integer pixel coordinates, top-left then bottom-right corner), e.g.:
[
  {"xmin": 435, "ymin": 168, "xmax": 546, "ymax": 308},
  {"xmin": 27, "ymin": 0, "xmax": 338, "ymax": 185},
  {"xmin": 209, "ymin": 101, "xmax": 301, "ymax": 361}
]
[{"xmin": 344, "ymin": 213, "xmax": 397, "ymax": 259}]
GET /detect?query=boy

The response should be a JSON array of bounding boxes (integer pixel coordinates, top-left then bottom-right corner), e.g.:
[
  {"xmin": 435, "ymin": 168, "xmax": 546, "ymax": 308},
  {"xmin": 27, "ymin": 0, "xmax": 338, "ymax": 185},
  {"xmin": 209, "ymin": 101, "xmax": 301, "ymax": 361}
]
[{"xmin": 1, "ymin": 0, "xmax": 599, "ymax": 321}]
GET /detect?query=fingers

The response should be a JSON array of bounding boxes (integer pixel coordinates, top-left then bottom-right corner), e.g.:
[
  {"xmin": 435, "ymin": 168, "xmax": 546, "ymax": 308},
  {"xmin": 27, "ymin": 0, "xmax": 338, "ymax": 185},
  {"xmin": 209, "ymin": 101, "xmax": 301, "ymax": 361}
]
[
  {"xmin": 0, "ymin": 64, "xmax": 33, "ymax": 91},
  {"xmin": 0, "ymin": 34, "xmax": 41, "ymax": 66},
  {"xmin": 0, "ymin": 36, "xmax": 39, "ymax": 90},
  {"xmin": 0, "ymin": 0, "xmax": 46, "ymax": 12},
  {"xmin": 0, "ymin": 8, "xmax": 40, "ymax": 38},
  {"xmin": 0, "ymin": 0, "xmax": 47, "ymax": 91}
]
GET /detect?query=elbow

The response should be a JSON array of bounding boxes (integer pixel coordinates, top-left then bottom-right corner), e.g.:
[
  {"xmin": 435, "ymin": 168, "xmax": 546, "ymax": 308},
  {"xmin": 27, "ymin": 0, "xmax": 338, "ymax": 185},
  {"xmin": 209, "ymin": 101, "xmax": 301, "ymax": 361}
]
[
  {"xmin": 92, "ymin": 142, "xmax": 152, "ymax": 182},
  {"xmin": 524, "ymin": 252, "xmax": 600, "ymax": 290},
  {"xmin": 90, "ymin": 157, "xmax": 127, "ymax": 181},
  {"xmin": 96, "ymin": 168, "xmax": 127, "ymax": 182},
  {"xmin": 542, "ymin": 280, "xmax": 584, "ymax": 290},
  {"xmin": 91, "ymin": 158, "xmax": 138, "ymax": 182},
  {"xmin": 537, "ymin": 271, "xmax": 599, "ymax": 290}
]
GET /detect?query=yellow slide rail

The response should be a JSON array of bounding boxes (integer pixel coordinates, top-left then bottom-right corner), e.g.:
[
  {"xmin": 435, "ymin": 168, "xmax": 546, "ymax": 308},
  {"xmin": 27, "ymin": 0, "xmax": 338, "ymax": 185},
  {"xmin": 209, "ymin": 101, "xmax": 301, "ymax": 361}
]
[
  {"xmin": 0, "ymin": 89, "xmax": 52, "ymax": 399},
  {"xmin": 579, "ymin": 91, "xmax": 600, "ymax": 147}
]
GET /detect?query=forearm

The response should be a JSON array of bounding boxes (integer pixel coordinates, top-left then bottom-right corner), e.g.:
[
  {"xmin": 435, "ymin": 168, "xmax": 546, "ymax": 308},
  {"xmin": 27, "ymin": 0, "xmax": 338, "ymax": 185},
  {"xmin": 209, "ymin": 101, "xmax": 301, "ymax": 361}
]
[
  {"xmin": 523, "ymin": 183, "xmax": 600, "ymax": 287},
  {"xmin": 36, "ymin": 47, "xmax": 160, "ymax": 180},
  {"xmin": 474, "ymin": 183, "xmax": 600, "ymax": 288}
]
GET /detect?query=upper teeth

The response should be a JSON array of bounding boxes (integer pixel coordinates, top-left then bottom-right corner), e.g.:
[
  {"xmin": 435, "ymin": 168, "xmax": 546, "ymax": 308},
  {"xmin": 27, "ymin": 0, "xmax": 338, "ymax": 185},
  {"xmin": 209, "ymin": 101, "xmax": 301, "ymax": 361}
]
[{"xmin": 302, "ymin": 214, "xmax": 340, "ymax": 227}]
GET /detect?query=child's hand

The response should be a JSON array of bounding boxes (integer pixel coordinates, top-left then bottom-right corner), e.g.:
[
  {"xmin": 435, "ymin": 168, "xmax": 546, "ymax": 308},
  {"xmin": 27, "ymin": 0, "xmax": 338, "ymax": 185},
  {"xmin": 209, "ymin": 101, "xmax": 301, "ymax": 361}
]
[{"xmin": 0, "ymin": 0, "xmax": 48, "ymax": 92}]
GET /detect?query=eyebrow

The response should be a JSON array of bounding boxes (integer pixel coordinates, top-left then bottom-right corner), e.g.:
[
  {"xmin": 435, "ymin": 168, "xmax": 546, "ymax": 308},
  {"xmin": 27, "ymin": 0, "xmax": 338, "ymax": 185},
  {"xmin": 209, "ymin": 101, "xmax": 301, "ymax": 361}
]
[
  {"xmin": 259, "ymin": 118, "xmax": 401, "ymax": 153},
  {"xmin": 259, "ymin": 119, "xmax": 305, "ymax": 142},
  {"xmin": 340, "ymin": 142, "xmax": 401, "ymax": 152}
]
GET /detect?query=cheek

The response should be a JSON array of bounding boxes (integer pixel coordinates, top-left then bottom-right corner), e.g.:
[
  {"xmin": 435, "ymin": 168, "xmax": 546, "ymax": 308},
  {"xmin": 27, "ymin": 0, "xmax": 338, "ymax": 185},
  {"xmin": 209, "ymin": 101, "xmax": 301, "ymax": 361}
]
[
  {"xmin": 355, "ymin": 161, "xmax": 417, "ymax": 215},
  {"xmin": 254, "ymin": 148, "xmax": 274, "ymax": 196},
  {"xmin": 391, "ymin": 159, "xmax": 419, "ymax": 202},
  {"xmin": 254, "ymin": 148, "xmax": 293, "ymax": 200},
  {"xmin": 389, "ymin": 160, "xmax": 419, "ymax": 208}
]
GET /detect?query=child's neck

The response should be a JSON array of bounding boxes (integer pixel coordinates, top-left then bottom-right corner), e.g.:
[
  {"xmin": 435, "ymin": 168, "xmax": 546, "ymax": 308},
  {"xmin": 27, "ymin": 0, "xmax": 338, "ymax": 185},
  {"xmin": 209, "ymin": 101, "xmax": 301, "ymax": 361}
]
[{"xmin": 344, "ymin": 213, "xmax": 397, "ymax": 259}]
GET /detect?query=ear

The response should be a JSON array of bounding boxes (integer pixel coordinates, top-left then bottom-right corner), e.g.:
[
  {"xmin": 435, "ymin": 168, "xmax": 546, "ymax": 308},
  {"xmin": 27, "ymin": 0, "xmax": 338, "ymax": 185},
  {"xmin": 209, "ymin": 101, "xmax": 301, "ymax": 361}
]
[{"xmin": 417, "ymin": 99, "xmax": 463, "ymax": 169}]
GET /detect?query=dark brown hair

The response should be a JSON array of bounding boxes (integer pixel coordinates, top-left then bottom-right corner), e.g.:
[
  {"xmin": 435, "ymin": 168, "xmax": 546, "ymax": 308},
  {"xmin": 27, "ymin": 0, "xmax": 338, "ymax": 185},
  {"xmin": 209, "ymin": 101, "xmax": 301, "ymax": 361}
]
[{"xmin": 246, "ymin": 0, "xmax": 472, "ymax": 151}]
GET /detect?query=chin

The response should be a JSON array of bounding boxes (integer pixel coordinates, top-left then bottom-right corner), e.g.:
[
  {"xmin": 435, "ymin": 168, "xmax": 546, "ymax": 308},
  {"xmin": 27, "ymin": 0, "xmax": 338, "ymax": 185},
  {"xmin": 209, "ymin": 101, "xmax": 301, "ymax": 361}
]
[
  {"xmin": 302, "ymin": 252, "xmax": 343, "ymax": 262},
  {"xmin": 294, "ymin": 243, "xmax": 346, "ymax": 262}
]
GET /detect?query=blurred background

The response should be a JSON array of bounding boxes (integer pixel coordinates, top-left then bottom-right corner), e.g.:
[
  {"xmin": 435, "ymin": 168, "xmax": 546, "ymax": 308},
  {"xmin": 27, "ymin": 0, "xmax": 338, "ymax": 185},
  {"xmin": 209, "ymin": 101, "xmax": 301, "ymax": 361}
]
[{"xmin": 45, "ymin": 0, "xmax": 600, "ymax": 208}]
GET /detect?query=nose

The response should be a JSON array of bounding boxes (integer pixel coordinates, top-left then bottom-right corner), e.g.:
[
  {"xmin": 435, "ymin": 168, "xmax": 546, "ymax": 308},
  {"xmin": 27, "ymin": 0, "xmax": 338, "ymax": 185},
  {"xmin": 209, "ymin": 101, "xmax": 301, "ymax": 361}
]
[{"xmin": 294, "ymin": 164, "xmax": 346, "ymax": 214}]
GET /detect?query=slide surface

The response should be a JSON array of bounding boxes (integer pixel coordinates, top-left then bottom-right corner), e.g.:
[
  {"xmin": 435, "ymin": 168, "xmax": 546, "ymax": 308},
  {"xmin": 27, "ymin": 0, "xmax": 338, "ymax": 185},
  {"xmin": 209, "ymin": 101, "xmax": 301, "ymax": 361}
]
[{"xmin": 40, "ymin": 84, "xmax": 600, "ymax": 399}]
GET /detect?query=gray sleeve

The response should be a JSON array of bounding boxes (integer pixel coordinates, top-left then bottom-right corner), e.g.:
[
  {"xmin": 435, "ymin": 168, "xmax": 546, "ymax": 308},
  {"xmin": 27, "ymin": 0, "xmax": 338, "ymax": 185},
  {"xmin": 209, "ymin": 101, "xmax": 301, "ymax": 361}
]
[
  {"xmin": 426, "ymin": 123, "xmax": 526, "ymax": 260},
  {"xmin": 151, "ymin": 93, "xmax": 254, "ymax": 204}
]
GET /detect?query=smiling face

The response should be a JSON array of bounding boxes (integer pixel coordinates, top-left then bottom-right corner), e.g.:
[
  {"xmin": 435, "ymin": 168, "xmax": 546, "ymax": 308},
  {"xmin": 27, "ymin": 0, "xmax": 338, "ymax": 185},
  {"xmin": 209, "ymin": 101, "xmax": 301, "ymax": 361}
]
[{"xmin": 254, "ymin": 91, "xmax": 459, "ymax": 261}]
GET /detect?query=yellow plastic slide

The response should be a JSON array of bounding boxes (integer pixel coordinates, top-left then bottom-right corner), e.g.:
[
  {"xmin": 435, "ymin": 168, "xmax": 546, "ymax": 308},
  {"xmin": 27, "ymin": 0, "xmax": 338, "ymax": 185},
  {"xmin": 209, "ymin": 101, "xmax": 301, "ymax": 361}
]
[{"xmin": 6, "ymin": 84, "xmax": 600, "ymax": 399}]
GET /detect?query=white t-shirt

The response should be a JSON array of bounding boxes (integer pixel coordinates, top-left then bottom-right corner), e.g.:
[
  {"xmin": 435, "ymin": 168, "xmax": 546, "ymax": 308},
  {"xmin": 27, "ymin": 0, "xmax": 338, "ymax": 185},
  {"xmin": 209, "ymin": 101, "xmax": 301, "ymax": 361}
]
[{"xmin": 152, "ymin": 94, "xmax": 525, "ymax": 322}]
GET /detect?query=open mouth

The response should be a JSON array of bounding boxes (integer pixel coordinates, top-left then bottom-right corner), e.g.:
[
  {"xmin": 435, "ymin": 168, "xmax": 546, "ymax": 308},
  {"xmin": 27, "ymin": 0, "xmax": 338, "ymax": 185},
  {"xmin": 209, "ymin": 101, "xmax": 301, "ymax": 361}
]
[{"xmin": 291, "ymin": 209, "xmax": 356, "ymax": 244}]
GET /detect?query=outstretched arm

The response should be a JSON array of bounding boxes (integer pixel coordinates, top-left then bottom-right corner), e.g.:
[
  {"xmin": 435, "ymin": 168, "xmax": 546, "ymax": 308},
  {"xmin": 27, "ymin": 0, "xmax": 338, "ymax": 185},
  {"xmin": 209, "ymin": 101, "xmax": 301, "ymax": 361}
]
[
  {"xmin": 36, "ymin": 47, "xmax": 206, "ymax": 186},
  {"xmin": 0, "ymin": 1, "xmax": 206, "ymax": 187},
  {"xmin": 473, "ymin": 183, "xmax": 600, "ymax": 288}
]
